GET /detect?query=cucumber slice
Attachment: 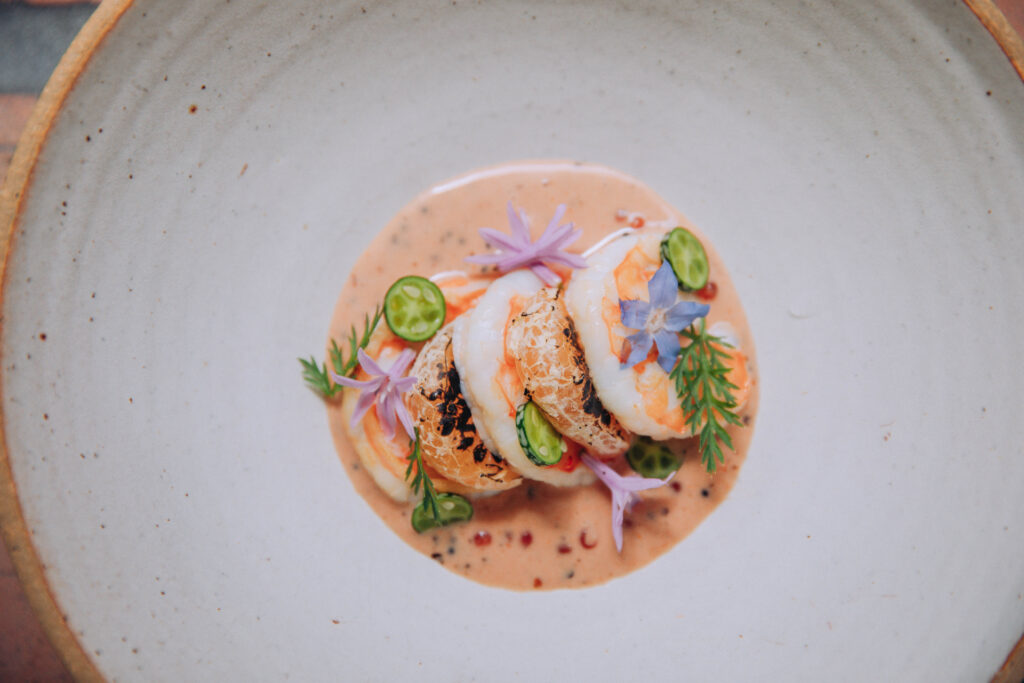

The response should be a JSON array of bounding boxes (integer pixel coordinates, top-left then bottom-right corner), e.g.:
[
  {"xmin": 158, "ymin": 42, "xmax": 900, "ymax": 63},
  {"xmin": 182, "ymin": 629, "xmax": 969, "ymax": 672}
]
[
  {"xmin": 411, "ymin": 492, "xmax": 474, "ymax": 533},
  {"xmin": 660, "ymin": 227, "xmax": 709, "ymax": 291},
  {"xmin": 383, "ymin": 276, "xmax": 446, "ymax": 342},
  {"xmin": 515, "ymin": 401, "xmax": 566, "ymax": 466},
  {"xmin": 625, "ymin": 437, "xmax": 682, "ymax": 479}
]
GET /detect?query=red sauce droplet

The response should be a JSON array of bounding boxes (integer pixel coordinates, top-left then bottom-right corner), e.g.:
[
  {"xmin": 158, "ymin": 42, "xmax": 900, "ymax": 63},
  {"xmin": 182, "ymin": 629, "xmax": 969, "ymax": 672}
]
[
  {"xmin": 670, "ymin": 481, "xmax": 682, "ymax": 493},
  {"xmin": 554, "ymin": 439, "xmax": 582, "ymax": 472},
  {"xmin": 533, "ymin": 577, "xmax": 543, "ymax": 588},
  {"xmin": 557, "ymin": 543, "xmax": 572, "ymax": 554},
  {"xmin": 473, "ymin": 531, "xmax": 492, "ymax": 547},
  {"xmin": 520, "ymin": 531, "xmax": 533, "ymax": 547},
  {"xmin": 696, "ymin": 280, "xmax": 718, "ymax": 301},
  {"xmin": 630, "ymin": 216, "xmax": 645, "ymax": 229},
  {"xmin": 580, "ymin": 529, "xmax": 598, "ymax": 549}
]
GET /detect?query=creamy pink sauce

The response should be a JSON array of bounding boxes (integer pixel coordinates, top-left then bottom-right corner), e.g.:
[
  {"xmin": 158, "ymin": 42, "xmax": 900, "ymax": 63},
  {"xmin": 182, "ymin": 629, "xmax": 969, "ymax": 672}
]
[{"xmin": 326, "ymin": 160, "xmax": 759, "ymax": 590}]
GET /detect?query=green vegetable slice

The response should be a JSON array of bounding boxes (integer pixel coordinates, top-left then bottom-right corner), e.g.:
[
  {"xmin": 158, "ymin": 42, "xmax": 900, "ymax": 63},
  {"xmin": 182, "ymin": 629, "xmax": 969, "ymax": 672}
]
[
  {"xmin": 625, "ymin": 437, "xmax": 682, "ymax": 479},
  {"xmin": 515, "ymin": 401, "xmax": 566, "ymax": 466},
  {"xmin": 411, "ymin": 492, "xmax": 474, "ymax": 533},
  {"xmin": 383, "ymin": 276, "xmax": 446, "ymax": 341},
  {"xmin": 660, "ymin": 227, "xmax": 709, "ymax": 291}
]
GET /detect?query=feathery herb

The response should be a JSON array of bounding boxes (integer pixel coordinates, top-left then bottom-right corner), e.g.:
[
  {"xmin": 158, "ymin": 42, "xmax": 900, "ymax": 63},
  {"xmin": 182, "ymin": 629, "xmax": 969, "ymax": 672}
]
[
  {"xmin": 670, "ymin": 319, "xmax": 743, "ymax": 473},
  {"xmin": 404, "ymin": 428, "xmax": 440, "ymax": 520},
  {"xmin": 299, "ymin": 304, "xmax": 383, "ymax": 398}
]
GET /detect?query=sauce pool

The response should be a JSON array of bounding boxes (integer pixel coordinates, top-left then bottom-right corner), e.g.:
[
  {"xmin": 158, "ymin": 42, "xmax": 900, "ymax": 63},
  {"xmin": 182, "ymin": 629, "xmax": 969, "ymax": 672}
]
[{"xmin": 326, "ymin": 160, "xmax": 759, "ymax": 590}]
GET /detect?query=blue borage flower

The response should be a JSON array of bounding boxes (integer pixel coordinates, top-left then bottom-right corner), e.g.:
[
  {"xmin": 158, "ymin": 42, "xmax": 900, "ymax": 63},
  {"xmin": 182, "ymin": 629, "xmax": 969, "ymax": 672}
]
[{"xmin": 619, "ymin": 260, "xmax": 710, "ymax": 373}]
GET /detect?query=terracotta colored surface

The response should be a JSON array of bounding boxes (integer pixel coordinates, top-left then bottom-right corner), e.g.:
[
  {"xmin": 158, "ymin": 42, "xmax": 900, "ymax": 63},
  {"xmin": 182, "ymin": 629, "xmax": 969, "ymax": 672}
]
[
  {"xmin": 0, "ymin": 541, "xmax": 72, "ymax": 681},
  {"xmin": 0, "ymin": 91, "xmax": 74, "ymax": 682},
  {"xmin": 3, "ymin": 0, "xmax": 100, "ymax": 5},
  {"xmin": 999, "ymin": 0, "xmax": 1024, "ymax": 29},
  {"xmin": 0, "ymin": 1, "xmax": 1021, "ymax": 682},
  {"xmin": 0, "ymin": 95, "xmax": 36, "ymax": 190}
]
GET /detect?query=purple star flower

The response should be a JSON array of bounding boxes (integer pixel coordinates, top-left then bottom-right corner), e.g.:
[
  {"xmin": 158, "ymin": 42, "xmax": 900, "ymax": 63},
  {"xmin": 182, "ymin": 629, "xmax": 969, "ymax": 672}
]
[
  {"xmin": 619, "ymin": 260, "xmax": 710, "ymax": 373},
  {"xmin": 464, "ymin": 202, "xmax": 587, "ymax": 286},
  {"xmin": 582, "ymin": 454, "xmax": 674, "ymax": 552},
  {"xmin": 332, "ymin": 348, "xmax": 417, "ymax": 441}
]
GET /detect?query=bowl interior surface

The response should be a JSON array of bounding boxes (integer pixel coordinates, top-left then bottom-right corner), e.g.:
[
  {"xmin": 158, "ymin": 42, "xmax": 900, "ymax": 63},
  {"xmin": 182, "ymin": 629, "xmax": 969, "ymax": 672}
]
[{"xmin": 2, "ymin": 0, "xmax": 1023, "ymax": 680}]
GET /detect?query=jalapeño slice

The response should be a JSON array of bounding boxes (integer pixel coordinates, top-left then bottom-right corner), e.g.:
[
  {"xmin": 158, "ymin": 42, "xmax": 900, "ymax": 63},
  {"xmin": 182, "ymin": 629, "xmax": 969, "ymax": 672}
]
[
  {"xmin": 625, "ymin": 437, "xmax": 682, "ymax": 479},
  {"xmin": 383, "ymin": 276, "xmax": 446, "ymax": 342},
  {"xmin": 660, "ymin": 227, "xmax": 709, "ymax": 291},
  {"xmin": 515, "ymin": 401, "xmax": 566, "ymax": 466},
  {"xmin": 411, "ymin": 493, "xmax": 474, "ymax": 533}
]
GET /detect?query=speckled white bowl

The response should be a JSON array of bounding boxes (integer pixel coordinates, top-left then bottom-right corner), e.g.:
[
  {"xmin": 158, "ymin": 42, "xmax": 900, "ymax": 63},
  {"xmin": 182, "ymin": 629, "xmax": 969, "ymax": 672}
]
[{"xmin": 2, "ymin": 1, "xmax": 1023, "ymax": 681}]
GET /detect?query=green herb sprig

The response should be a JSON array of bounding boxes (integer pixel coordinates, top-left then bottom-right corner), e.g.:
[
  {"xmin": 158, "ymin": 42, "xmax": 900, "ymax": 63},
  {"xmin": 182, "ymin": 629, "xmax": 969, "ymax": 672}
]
[
  {"xmin": 670, "ymin": 319, "xmax": 743, "ymax": 473},
  {"xmin": 404, "ymin": 428, "xmax": 440, "ymax": 520},
  {"xmin": 299, "ymin": 305, "xmax": 383, "ymax": 398}
]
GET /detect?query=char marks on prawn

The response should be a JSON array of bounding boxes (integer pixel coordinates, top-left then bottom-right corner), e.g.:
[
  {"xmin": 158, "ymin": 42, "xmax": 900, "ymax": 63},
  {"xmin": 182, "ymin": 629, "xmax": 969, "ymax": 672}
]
[
  {"xmin": 407, "ymin": 323, "xmax": 520, "ymax": 491},
  {"xmin": 428, "ymin": 353, "xmax": 502, "ymax": 465},
  {"xmin": 506, "ymin": 286, "xmax": 630, "ymax": 461}
]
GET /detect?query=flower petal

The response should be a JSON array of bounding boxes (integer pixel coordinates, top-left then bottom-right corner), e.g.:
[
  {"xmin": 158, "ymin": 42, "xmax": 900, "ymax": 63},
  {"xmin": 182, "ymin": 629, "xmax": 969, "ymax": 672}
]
[
  {"xmin": 493, "ymin": 248, "xmax": 541, "ymax": 272},
  {"xmin": 507, "ymin": 202, "xmax": 530, "ymax": 242},
  {"xmin": 648, "ymin": 260, "xmax": 679, "ymax": 310},
  {"xmin": 387, "ymin": 348, "xmax": 417, "ymax": 380},
  {"xmin": 530, "ymin": 263, "xmax": 561, "ymax": 286},
  {"xmin": 377, "ymin": 393, "xmax": 397, "ymax": 440},
  {"xmin": 553, "ymin": 227, "xmax": 583, "ymax": 249},
  {"xmin": 621, "ymin": 331, "xmax": 653, "ymax": 369},
  {"xmin": 582, "ymin": 453, "xmax": 670, "ymax": 492},
  {"xmin": 663, "ymin": 300, "xmax": 710, "ymax": 332},
  {"xmin": 534, "ymin": 219, "xmax": 573, "ymax": 249},
  {"xmin": 542, "ymin": 250, "xmax": 588, "ymax": 269},
  {"xmin": 477, "ymin": 227, "xmax": 522, "ymax": 252},
  {"xmin": 356, "ymin": 348, "xmax": 386, "ymax": 377},
  {"xmin": 545, "ymin": 204, "xmax": 567, "ymax": 233},
  {"xmin": 610, "ymin": 489, "xmax": 628, "ymax": 551},
  {"xmin": 395, "ymin": 397, "xmax": 417, "ymax": 440},
  {"xmin": 617, "ymin": 474, "xmax": 673, "ymax": 492},
  {"xmin": 331, "ymin": 373, "xmax": 381, "ymax": 390},
  {"xmin": 466, "ymin": 203, "xmax": 588, "ymax": 280},
  {"xmin": 653, "ymin": 329, "xmax": 681, "ymax": 373},
  {"xmin": 587, "ymin": 456, "xmax": 622, "ymax": 490},
  {"xmin": 463, "ymin": 252, "xmax": 504, "ymax": 266},
  {"xmin": 582, "ymin": 454, "xmax": 673, "ymax": 553},
  {"xmin": 393, "ymin": 376, "xmax": 418, "ymax": 393},
  {"xmin": 619, "ymin": 299, "xmax": 651, "ymax": 330},
  {"xmin": 350, "ymin": 389, "xmax": 377, "ymax": 429}
]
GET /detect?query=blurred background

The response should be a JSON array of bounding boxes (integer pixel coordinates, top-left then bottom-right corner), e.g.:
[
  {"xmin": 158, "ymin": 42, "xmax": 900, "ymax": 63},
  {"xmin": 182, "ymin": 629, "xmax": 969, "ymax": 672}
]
[{"xmin": 1, "ymin": 0, "xmax": 1022, "ymax": 679}]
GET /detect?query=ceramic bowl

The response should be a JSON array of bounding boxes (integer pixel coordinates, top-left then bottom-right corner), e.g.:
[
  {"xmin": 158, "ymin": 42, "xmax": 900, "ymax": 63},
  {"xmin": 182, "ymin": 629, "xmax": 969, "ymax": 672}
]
[{"xmin": 2, "ymin": 1, "xmax": 1023, "ymax": 680}]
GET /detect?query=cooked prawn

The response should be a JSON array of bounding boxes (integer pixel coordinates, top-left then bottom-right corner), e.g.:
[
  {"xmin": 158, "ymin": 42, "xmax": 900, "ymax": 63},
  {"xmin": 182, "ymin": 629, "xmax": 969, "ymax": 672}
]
[
  {"xmin": 339, "ymin": 276, "xmax": 500, "ymax": 501},
  {"xmin": 454, "ymin": 271, "xmax": 596, "ymax": 487},
  {"xmin": 564, "ymin": 227, "xmax": 750, "ymax": 441},
  {"xmin": 406, "ymin": 322, "xmax": 521, "ymax": 491},
  {"xmin": 506, "ymin": 286, "xmax": 630, "ymax": 459}
]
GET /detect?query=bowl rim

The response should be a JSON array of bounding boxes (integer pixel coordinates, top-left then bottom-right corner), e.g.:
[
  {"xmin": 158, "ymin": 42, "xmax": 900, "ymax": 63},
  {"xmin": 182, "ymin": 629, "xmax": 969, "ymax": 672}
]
[
  {"xmin": 0, "ymin": 4, "xmax": 134, "ymax": 680},
  {"xmin": 0, "ymin": 1, "xmax": 1020, "ymax": 681}
]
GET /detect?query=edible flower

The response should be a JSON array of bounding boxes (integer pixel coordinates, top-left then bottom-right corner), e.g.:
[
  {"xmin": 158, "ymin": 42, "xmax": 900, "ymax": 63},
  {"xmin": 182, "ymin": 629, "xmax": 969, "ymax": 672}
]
[
  {"xmin": 332, "ymin": 348, "xmax": 417, "ymax": 440},
  {"xmin": 465, "ymin": 202, "xmax": 587, "ymax": 286},
  {"xmin": 582, "ymin": 454, "xmax": 673, "ymax": 552},
  {"xmin": 619, "ymin": 260, "xmax": 709, "ymax": 373}
]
